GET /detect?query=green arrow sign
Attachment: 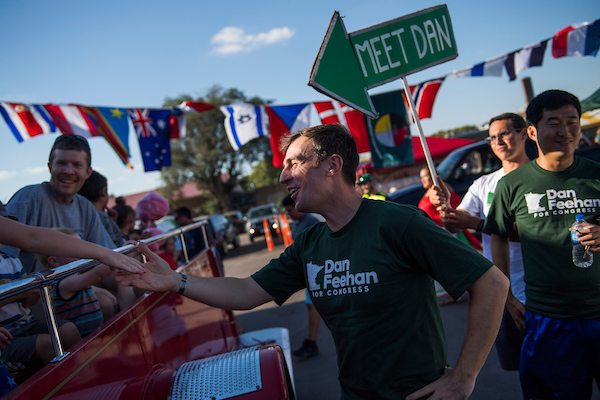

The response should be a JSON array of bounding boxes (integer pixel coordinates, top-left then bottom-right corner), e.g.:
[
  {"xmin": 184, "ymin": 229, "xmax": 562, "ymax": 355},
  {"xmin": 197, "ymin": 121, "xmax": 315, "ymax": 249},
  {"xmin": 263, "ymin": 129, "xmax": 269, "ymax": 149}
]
[{"xmin": 309, "ymin": 5, "xmax": 458, "ymax": 118}]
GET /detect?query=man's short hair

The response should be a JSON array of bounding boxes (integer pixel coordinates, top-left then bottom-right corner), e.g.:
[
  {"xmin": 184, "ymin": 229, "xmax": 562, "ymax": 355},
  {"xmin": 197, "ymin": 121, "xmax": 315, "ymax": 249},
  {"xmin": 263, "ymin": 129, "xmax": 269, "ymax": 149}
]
[
  {"xmin": 78, "ymin": 170, "xmax": 107, "ymax": 203},
  {"xmin": 49, "ymin": 134, "xmax": 92, "ymax": 168},
  {"xmin": 489, "ymin": 113, "xmax": 527, "ymax": 130},
  {"xmin": 174, "ymin": 206, "xmax": 193, "ymax": 220},
  {"xmin": 35, "ymin": 227, "xmax": 76, "ymax": 268},
  {"xmin": 526, "ymin": 90, "xmax": 581, "ymax": 128},
  {"xmin": 280, "ymin": 124, "xmax": 359, "ymax": 186}
]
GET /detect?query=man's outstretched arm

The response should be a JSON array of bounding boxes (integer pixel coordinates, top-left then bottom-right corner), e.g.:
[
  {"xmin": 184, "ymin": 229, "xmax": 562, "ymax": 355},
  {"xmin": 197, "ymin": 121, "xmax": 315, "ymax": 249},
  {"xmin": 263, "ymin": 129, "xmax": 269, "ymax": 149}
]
[
  {"xmin": 407, "ymin": 266, "xmax": 509, "ymax": 400},
  {"xmin": 117, "ymin": 243, "xmax": 275, "ymax": 310}
]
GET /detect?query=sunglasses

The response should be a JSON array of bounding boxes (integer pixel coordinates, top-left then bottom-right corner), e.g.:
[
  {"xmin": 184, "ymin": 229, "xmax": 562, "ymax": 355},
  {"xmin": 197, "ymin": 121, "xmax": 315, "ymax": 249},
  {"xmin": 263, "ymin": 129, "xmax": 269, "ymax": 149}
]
[{"xmin": 53, "ymin": 134, "xmax": 89, "ymax": 146}]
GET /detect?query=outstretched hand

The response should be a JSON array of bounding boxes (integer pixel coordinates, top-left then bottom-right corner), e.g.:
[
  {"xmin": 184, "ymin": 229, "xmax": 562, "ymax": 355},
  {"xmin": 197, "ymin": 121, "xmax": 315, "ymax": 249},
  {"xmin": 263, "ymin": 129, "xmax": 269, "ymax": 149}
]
[
  {"xmin": 406, "ymin": 367, "xmax": 475, "ymax": 400},
  {"xmin": 98, "ymin": 249, "xmax": 145, "ymax": 274},
  {"xmin": 116, "ymin": 242, "xmax": 178, "ymax": 293}
]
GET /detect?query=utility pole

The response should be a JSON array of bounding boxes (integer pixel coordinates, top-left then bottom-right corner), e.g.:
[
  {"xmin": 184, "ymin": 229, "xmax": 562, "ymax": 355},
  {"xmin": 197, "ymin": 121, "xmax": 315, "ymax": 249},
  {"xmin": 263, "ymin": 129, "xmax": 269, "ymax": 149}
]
[{"xmin": 521, "ymin": 77, "xmax": 535, "ymax": 106}]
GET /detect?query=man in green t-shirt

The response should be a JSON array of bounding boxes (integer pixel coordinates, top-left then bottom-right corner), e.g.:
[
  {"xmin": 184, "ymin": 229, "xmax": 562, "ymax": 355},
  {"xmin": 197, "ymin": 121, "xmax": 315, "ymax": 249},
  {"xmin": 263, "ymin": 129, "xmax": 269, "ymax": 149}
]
[
  {"xmin": 118, "ymin": 124, "xmax": 509, "ymax": 400},
  {"xmin": 484, "ymin": 90, "xmax": 600, "ymax": 400}
]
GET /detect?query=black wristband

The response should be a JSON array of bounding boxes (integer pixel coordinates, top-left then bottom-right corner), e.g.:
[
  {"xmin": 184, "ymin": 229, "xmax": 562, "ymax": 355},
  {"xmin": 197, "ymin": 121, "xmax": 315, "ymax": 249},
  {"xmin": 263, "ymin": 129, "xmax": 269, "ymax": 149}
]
[
  {"xmin": 177, "ymin": 274, "xmax": 187, "ymax": 295},
  {"xmin": 476, "ymin": 219, "xmax": 485, "ymax": 232}
]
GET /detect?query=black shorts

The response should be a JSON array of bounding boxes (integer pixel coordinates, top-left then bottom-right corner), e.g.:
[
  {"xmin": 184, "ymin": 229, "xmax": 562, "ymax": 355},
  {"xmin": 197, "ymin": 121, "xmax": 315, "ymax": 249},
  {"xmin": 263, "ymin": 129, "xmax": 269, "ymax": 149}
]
[{"xmin": 2, "ymin": 317, "xmax": 70, "ymax": 363}]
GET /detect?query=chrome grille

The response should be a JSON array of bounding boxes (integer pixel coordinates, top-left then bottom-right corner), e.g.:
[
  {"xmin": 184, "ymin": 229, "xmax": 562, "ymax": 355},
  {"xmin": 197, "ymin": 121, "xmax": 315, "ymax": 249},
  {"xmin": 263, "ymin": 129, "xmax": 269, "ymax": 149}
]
[{"xmin": 170, "ymin": 346, "xmax": 262, "ymax": 400}]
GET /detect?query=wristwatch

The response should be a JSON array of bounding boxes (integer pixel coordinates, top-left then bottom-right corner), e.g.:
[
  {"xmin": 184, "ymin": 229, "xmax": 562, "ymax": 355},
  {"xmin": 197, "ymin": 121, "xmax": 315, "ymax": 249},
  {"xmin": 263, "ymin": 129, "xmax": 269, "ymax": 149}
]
[
  {"xmin": 177, "ymin": 274, "xmax": 188, "ymax": 295},
  {"xmin": 476, "ymin": 219, "xmax": 485, "ymax": 232}
]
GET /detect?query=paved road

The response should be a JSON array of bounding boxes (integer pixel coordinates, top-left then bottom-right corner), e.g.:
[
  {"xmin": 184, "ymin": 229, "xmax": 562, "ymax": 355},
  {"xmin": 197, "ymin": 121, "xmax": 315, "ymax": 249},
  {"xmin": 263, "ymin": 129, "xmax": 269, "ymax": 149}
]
[{"xmin": 223, "ymin": 234, "xmax": 599, "ymax": 400}]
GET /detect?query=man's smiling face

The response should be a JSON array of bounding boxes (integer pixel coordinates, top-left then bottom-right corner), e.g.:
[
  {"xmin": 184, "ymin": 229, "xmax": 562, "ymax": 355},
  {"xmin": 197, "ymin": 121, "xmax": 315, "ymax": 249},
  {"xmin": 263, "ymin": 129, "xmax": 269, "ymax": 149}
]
[
  {"xmin": 528, "ymin": 104, "xmax": 581, "ymax": 160},
  {"xmin": 48, "ymin": 149, "xmax": 92, "ymax": 203},
  {"xmin": 280, "ymin": 136, "xmax": 329, "ymax": 214}
]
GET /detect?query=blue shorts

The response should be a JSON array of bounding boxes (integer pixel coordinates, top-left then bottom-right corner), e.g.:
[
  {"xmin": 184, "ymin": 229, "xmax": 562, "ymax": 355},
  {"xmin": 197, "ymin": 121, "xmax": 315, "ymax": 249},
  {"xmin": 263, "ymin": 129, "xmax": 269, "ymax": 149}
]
[{"xmin": 520, "ymin": 310, "xmax": 600, "ymax": 400}]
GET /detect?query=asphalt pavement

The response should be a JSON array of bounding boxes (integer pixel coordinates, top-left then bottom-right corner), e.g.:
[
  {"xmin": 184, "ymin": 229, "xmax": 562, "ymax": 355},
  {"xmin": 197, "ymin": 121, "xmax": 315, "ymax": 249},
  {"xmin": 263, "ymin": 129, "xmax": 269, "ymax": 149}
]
[{"xmin": 224, "ymin": 233, "xmax": 599, "ymax": 400}]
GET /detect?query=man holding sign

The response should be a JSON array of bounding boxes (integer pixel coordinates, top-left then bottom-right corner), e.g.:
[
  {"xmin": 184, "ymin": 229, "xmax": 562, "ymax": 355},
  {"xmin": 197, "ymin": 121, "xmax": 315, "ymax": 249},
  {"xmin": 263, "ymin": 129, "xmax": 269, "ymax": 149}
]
[{"xmin": 118, "ymin": 124, "xmax": 508, "ymax": 399}]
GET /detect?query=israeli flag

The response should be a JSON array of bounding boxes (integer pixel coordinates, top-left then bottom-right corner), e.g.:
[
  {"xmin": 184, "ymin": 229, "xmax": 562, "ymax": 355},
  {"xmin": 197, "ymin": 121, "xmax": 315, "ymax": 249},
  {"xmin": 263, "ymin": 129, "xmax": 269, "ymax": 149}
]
[{"xmin": 220, "ymin": 103, "xmax": 269, "ymax": 150}]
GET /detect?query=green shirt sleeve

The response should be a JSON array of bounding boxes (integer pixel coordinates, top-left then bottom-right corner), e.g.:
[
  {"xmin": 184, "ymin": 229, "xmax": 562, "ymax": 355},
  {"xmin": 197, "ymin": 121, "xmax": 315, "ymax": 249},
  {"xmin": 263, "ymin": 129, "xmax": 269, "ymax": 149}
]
[
  {"xmin": 482, "ymin": 177, "xmax": 514, "ymax": 239},
  {"xmin": 251, "ymin": 240, "xmax": 306, "ymax": 306}
]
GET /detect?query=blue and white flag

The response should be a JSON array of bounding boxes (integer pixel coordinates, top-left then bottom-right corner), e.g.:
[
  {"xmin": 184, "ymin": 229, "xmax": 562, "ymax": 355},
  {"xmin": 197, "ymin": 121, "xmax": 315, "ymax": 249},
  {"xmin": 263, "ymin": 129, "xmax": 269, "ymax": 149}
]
[
  {"xmin": 504, "ymin": 40, "xmax": 548, "ymax": 81},
  {"xmin": 220, "ymin": 103, "xmax": 268, "ymax": 151},
  {"xmin": 128, "ymin": 108, "xmax": 172, "ymax": 172},
  {"xmin": 452, "ymin": 55, "xmax": 507, "ymax": 78}
]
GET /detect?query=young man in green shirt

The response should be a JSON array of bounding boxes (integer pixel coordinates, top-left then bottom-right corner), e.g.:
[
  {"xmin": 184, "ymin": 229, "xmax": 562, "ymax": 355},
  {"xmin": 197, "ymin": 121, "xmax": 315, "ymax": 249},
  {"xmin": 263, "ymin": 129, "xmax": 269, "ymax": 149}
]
[
  {"xmin": 484, "ymin": 90, "xmax": 600, "ymax": 399},
  {"xmin": 119, "ymin": 124, "xmax": 508, "ymax": 399}
]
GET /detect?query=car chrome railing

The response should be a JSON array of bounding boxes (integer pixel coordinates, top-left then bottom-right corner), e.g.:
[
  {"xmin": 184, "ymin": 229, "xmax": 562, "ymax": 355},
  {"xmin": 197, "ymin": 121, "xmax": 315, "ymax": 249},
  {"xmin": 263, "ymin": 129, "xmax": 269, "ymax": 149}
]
[{"xmin": 0, "ymin": 220, "xmax": 210, "ymax": 362}]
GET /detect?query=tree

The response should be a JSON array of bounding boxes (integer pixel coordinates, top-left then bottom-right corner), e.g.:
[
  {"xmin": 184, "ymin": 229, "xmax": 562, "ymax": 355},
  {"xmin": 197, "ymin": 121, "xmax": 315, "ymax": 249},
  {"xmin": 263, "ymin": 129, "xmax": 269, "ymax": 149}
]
[
  {"xmin": 161, "ymin": 85, "xmax": 273, "ymax": 214},
  {"xmin": 431, "ymin": 124, "xmax": 480, "ymax": 137},
  {"xmin": 245, "ymin": 158, "xmax": 282, "ymax": 188}
]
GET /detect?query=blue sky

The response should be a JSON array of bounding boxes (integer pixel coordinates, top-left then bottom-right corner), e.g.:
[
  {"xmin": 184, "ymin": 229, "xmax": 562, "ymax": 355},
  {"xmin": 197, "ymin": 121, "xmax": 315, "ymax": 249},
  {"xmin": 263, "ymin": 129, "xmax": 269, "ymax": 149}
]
[{"xmin": 1, "ymin": 0, "xmax": 599, "ymax": 203}]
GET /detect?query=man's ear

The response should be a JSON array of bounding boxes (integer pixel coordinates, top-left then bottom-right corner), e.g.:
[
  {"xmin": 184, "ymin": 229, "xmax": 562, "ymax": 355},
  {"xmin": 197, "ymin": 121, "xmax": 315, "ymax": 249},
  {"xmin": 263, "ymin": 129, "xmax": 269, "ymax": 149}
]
[
  {"xmin": 85, "ymin": 167, "xmax": 92, "ymax": 180},
  {"xmin": 527, "ymin": 125, "xmax": 537, "ymax": 142},
  {"xmin": 47, "ymin": 256, "xmax": 61, "ymax": 268},
  {"xmin": 328, "ymin": 154, "xmax": 343, "ymax": 176}
]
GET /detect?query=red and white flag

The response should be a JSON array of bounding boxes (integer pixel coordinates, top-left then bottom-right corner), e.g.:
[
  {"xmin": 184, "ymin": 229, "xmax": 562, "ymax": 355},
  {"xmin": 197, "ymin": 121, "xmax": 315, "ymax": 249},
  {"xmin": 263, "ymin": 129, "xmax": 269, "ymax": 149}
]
[
  {"xmin": 313, "ymin": 101, "xmax": 370, "ymax": 153},
  {"xmin": 0, "ymin": 102, "xmax": 56, "ymax": 142},
  {"xmin": 404, "ymin": 77, "xmax": 446, "ymax": 122},
  {"xmin": 43, "ymin": 104, "xmax": 100, "ymax": 137},
  {"xmin": 170, "ymin": 114, "xmax": 186, "ymax": 139},
  {"xmin": 177, "ymin": 101, "xmax": 215, "ymax": 114}
]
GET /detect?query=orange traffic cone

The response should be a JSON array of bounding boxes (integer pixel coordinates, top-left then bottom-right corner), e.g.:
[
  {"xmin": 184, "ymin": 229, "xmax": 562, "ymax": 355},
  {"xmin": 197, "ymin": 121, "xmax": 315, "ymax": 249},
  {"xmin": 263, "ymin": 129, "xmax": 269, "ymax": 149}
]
[
  {"xmin": 274, "ymin": 214, "xmax": 284, "ymax": 244},
  {"xmin": 281, "ymin": 214, "xmax": 293, "ymax": 246},
  {"xmin": 263, "ymin": 218, "xmax": 275, "ymax": 251}
]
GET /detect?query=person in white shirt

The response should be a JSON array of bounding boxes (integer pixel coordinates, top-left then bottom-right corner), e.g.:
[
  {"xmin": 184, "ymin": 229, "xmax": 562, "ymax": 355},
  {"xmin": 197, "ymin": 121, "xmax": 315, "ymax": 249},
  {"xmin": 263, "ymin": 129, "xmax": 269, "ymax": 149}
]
[{"xmin": 429, "ymin": 113, "xmax": 531, "ymax": 371}]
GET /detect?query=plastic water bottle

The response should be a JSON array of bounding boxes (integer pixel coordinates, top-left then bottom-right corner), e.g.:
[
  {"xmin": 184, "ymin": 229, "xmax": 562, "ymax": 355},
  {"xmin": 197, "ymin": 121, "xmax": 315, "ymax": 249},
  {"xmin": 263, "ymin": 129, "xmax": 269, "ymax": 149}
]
[{"xmin": 571, "ymin": 214, "xmax": 594, "ymax": 268}]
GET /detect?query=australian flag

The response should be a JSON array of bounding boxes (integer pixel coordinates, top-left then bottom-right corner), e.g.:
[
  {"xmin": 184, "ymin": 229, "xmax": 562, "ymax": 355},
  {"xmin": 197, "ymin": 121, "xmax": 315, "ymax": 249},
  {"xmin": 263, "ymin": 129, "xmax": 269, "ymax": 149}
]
[{"xmin": 128, "ymin": 108, "xmax": 172, "ymax": 172}]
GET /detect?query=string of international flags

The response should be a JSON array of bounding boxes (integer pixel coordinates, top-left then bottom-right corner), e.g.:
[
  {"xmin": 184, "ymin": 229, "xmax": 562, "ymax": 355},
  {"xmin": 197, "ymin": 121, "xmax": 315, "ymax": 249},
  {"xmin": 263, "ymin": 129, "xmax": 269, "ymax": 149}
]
[{"xmin": 1, "ymin": 18, "xmax": 598, "ymax": 172}]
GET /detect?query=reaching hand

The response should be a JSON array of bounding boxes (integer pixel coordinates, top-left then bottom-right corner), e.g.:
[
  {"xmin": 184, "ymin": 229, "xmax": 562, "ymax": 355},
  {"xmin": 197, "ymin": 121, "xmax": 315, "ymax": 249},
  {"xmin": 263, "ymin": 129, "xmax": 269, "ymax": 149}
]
[
  {"xmin": 506, "ymin": 294, "xmax": 525, "ymax": 332},
  {"xmin": 430, "ymin": 179, "xmax": 451, "ymax": 209},
  {"xmin": 0, "ymin": 327, "xmax": 12, "ymax": 350},
  {"xmin": 406, "ymin": 367, "xmax": 475, "ymax": 400},
  {"xmin": 116, "ymin": 243, "xmax": 178, "ymax": 293},
  {"xmin": 441, "ymin": 208, "xmax": 481, "ymax": 233},
  {"xmin": 98, "ymin": 249, "xmax": 145, "ymax": 274}
]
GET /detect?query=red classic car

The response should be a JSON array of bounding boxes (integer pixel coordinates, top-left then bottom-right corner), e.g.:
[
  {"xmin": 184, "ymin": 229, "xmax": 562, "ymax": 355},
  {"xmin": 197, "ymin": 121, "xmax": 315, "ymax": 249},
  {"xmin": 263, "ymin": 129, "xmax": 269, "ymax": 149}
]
[{"xmin": 1, "ymin": 221, "xmax": 295, "ymax": 400}]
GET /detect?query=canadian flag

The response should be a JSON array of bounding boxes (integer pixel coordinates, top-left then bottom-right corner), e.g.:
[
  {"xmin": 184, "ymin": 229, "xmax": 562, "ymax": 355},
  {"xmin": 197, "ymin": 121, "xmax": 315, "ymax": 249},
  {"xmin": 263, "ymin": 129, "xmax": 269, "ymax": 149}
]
[{"xmin": 313, "ymin": 101, "xmax": 370, "ymax": 153}]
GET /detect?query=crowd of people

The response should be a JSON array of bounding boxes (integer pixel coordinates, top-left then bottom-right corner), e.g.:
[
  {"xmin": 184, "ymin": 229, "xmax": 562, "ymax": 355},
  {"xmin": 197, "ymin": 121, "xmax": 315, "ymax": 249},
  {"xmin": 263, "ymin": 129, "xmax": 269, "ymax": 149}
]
[{"xmin": 0, "ymin": 89, "xmax": 599, "ymax": 399}]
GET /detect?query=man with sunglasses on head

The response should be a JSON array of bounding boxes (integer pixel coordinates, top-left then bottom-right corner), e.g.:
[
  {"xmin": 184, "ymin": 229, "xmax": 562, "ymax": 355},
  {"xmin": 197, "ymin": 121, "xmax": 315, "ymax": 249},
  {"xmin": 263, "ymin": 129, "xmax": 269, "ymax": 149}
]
[
  {"xmin": 3, "ymin": 135, "xmax": 135, "ymax": 309},
  {"xmin": 429, "ymin": 113, "xmax": 531, "ymax": 374}
]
